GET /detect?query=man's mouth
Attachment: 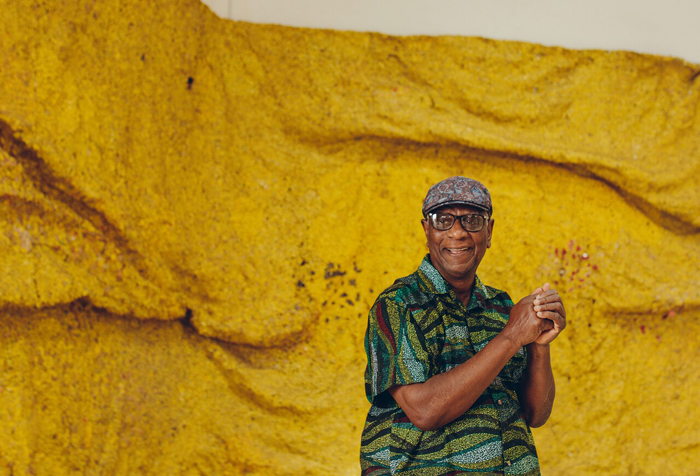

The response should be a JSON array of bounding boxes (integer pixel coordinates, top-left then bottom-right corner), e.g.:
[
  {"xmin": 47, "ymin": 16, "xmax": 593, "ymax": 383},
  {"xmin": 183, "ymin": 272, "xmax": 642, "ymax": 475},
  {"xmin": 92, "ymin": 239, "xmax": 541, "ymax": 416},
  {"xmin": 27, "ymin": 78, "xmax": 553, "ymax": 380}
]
[{"xmin": 446, "ymin": 247, "xmax": 472, "ymax": 255}]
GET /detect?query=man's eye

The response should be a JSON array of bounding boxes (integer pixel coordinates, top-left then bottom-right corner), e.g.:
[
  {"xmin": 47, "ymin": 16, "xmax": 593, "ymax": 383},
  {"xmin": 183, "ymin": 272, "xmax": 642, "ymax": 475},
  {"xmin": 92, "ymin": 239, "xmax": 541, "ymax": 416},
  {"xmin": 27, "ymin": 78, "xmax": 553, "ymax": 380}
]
[
  {"xmin": 464, "ymin": 215, "xmax": 480, "ymax": 224},
  {"xmin": 436, "ymin": 215, "xmax": 452, "ymax": 224}
]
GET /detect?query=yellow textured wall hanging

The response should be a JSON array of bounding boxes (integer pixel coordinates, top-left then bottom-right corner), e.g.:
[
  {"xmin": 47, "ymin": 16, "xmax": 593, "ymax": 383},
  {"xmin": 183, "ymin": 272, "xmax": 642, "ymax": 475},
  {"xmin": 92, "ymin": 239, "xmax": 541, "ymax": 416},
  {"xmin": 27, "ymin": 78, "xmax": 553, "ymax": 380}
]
[{"xmin": 0, "ymin": 0, "xmax": 699, "ymax": 474}]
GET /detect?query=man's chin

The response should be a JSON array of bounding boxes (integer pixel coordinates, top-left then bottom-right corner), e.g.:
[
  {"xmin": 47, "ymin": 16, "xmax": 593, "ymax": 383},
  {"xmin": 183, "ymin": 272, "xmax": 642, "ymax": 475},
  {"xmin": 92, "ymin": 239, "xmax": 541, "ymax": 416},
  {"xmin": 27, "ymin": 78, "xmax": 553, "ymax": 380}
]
[
  {"xmin": 441, "ymin": 264, "xmax": 476, "ymax": 281},
  {"xmin": 442, "ymin": 254, "xmax": 474, "ymax": 268}
]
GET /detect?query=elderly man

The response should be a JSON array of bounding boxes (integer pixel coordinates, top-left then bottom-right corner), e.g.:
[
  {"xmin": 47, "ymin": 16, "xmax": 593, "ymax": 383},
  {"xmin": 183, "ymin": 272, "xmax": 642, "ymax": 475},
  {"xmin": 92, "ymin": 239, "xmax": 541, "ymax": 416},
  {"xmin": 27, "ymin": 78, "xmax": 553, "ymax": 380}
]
[{"xmin": 360, "ymin": 176, "xmax": 566, "ymax": 475}]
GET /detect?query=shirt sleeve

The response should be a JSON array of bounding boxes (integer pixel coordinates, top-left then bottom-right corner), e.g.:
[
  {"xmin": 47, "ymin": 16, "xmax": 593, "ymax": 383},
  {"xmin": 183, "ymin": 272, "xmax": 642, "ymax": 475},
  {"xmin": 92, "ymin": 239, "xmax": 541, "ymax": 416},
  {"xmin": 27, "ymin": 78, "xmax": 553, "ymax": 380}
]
[{"xmin": 364, "ymin": 296, "xmax": 431, "ymax": 404}]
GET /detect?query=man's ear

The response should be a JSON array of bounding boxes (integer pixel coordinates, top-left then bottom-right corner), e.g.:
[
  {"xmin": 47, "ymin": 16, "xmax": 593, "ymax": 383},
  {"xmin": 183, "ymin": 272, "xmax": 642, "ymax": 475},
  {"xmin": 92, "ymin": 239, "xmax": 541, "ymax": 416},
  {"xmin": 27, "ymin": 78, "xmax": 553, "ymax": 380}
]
[
  {"xmin": 421, "ymin": 218, "xmax": 429, "ymax": 242},
  {"xmin": 486, "ymin": 219, "xmax": 494, "ymax": 249}
]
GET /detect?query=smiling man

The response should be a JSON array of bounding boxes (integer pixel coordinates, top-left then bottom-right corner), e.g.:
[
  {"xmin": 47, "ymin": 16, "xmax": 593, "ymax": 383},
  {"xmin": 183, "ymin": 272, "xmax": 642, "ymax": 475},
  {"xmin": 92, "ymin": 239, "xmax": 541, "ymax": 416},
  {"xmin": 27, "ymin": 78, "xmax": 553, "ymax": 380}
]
[{"xmin": 361, "ymin": 176, "xmax": 566, "ymax": 475}]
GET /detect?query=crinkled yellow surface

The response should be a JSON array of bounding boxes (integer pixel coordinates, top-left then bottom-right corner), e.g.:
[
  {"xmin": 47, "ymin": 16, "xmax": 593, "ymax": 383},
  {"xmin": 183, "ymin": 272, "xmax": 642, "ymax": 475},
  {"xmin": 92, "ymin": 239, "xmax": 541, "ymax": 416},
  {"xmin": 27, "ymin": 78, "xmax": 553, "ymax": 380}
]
[{"xmin": 1, "ymin": 0, "xmax": 699, "ymax": 474}]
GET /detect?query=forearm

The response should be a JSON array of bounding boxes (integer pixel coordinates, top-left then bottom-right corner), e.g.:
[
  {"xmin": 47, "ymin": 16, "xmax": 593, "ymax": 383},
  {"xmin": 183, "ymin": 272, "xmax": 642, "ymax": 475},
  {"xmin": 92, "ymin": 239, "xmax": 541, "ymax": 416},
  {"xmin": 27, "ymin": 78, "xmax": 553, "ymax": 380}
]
[
  {"xmin": 519, "ymin": 343, "xmax": 555, "ymax": 428},
  {"xmin": 392, "ymin": 333, "xmax": 522, "ymax": 431}
]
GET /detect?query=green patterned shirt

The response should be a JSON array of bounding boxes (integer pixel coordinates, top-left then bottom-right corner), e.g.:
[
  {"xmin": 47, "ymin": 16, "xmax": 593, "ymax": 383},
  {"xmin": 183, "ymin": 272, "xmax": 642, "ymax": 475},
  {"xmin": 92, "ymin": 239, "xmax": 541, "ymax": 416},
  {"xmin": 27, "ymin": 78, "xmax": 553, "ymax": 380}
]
[{"xmin": 361, "ymin": 255, "xmax": 539, "ymax": 475}]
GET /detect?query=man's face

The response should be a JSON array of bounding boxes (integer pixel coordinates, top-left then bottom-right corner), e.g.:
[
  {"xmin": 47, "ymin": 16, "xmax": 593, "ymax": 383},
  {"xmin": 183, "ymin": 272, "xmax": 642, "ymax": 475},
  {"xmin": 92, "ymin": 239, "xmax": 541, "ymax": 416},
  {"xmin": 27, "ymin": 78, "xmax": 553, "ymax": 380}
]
[{"xmin": 421, "ymin": 205, "xmax": 493, "ymax": 285}]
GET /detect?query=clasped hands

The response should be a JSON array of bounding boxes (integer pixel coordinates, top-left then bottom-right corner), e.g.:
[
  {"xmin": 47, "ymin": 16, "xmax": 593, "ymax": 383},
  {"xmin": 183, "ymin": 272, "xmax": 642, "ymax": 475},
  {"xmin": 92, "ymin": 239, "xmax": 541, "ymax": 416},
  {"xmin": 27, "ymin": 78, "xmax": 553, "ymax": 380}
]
[{"xmin": 504, "ymin": 283, "xmax": 567, "ymax": 347}]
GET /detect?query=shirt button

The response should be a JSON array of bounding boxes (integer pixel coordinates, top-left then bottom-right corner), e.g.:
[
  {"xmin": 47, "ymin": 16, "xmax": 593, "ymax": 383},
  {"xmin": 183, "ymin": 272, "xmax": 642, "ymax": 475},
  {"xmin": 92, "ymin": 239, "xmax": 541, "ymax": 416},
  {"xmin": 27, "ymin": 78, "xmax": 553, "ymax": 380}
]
[
  {"xmin": 497, "ymin": 399, "xmax": 503, "ymax": 405},
  {"xmin": 506, "ymin": 461, "xmax": 512, "ymax": 466}
]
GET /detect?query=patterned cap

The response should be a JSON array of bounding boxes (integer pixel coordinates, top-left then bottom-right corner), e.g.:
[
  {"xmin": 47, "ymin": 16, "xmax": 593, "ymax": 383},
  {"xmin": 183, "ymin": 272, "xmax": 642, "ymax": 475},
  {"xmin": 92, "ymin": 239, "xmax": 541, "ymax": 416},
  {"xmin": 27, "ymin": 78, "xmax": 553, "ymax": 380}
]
[{"xmin": 422, "ymin": 176, "xmax": 492, "ymax": 217}]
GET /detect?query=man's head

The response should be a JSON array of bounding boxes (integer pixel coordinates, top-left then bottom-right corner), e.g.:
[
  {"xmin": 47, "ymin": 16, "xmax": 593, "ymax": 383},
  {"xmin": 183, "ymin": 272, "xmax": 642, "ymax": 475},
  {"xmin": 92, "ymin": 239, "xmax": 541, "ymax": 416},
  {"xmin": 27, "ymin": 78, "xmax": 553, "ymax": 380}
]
[
  {"xmin": 421, "ymin": 177, "xmax": 494, "ymax": 285},
  {"xmin": 422, "ymin": 176, "xmax": 492, "ymax": 217}
]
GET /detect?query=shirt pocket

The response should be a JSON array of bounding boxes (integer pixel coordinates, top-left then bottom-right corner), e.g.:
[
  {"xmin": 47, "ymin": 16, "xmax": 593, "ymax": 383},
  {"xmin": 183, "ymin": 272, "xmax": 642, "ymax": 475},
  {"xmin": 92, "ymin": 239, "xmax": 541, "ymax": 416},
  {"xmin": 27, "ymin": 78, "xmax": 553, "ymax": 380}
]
[{"xmin": 437, "ymin": 322, "xmax": 475, "ymax": 372}]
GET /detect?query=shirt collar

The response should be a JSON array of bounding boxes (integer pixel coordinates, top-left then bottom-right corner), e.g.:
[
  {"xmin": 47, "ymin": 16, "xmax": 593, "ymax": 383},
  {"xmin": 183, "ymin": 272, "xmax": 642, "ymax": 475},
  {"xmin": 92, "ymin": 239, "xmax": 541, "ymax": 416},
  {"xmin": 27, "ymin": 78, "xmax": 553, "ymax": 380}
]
[
  {"xmin": 416, "ymin": 254, "xmax": 499, "ymax": 307},
  {"xmin": 417, "ymin": 255, "xmax": 449, "ymax": 294}
]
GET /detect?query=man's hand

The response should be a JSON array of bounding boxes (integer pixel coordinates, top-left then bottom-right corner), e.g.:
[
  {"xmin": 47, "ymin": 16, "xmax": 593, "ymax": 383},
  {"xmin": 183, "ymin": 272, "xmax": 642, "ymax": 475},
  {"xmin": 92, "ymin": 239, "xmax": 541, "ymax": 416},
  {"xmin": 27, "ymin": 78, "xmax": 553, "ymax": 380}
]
[
  {"xmin": 502, "ymin": 294, "xmax": 554, "ymax": 347},
  {"xmin": 530, "ymin": 283, "xmax": 566, "ymax": 345}
]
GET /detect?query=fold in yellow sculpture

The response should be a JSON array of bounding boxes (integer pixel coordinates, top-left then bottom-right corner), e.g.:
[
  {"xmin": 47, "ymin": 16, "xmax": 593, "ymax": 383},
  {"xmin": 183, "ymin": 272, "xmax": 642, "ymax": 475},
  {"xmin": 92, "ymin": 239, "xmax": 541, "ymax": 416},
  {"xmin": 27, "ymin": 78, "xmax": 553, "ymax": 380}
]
[{"xmin": 0, "ymin": 0, "xmax": 698, "ymax": 473}]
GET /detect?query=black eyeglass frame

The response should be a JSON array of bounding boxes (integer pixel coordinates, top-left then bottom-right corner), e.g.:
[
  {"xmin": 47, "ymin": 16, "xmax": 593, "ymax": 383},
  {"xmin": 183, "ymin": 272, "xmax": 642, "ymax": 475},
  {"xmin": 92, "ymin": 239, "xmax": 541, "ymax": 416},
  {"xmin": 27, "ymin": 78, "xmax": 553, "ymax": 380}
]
[{"xmin": 427, "ymin": 212, "xmax": 490, "ymax": 232}]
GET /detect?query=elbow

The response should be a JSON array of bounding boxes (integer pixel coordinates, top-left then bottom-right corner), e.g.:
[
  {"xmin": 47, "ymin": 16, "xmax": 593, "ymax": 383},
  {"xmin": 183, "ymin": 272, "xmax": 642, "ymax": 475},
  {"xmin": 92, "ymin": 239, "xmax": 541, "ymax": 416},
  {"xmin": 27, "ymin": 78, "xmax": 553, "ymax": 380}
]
[
  {"xmin": 400, "ymin": 394, "xmax": 441, "ymax": 431},
  {"xmin": 526, "ymin": 417, "xmax": 546, "ymax": 429},
  {"xmin": 389, "ymin": 384, "xmax": 446, "ymax": 431},
  {"xmin": 411, "ymin": 412, "xmax": 440, "ymax": 432},
  {"xmin": 410, "ymin": 414, "xmax": 440, "ymax": 431},
  {"xmin": 523, "ymin": 408, "xmax": 551, "ymax": 429}
]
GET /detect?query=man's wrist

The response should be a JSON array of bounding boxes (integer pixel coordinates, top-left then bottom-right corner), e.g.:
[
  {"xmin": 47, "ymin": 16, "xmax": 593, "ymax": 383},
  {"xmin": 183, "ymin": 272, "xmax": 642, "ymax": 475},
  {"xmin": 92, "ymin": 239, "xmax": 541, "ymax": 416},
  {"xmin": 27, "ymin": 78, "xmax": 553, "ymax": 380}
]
[
  {"xmin": 526, "ymin": 342, "xmax": 551, "ymax": 358},
  {"xmin": 493, "ymin": 332, "xmax": 525, "ymax": 357}
]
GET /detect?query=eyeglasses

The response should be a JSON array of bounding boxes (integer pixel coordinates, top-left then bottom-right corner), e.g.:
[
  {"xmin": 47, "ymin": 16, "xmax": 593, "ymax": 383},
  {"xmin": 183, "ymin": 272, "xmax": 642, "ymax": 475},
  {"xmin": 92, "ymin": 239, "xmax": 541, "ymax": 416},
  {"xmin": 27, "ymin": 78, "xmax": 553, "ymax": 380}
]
[{"xmin": 428, "ymin": 212, "xmax": 489, "ymax": 232}]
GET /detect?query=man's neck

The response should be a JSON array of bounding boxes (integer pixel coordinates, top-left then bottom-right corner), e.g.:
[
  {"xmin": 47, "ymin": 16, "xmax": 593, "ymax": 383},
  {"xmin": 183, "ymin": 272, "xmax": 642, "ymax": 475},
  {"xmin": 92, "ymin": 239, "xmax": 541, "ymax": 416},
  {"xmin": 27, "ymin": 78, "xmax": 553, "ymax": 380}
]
[{"xmin": 446, "ymin": 275, "xmax": 475, "ymax": 307}]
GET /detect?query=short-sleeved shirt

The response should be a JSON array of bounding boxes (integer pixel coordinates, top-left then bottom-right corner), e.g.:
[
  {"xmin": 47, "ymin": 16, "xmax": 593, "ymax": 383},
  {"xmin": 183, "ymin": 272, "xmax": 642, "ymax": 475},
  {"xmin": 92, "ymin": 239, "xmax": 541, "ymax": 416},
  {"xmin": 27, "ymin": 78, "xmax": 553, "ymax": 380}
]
[{"xmin": 361, "ymin": 255, "xmax": 539, "ymax": 475}]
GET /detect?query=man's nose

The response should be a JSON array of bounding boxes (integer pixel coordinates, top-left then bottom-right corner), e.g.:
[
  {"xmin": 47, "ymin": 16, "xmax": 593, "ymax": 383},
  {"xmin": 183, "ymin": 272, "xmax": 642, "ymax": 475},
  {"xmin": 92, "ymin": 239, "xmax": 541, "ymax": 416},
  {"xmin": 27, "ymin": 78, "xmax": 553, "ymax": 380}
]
[{"xmin": 447, "ymin": 220, "xmax": 470, "ymax": 238}]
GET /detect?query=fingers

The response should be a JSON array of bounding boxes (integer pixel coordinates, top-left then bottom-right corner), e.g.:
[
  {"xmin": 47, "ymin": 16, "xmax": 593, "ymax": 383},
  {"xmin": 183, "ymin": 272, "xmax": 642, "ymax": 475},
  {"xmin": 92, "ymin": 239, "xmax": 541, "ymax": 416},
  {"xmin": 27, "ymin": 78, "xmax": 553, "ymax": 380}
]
[
  {"xmin": 536, "ymin": 311, "xmax": 565, "ymax": 328},
  {"xmin": 532, "ymin": 286, "xmax": 566, "ymax": 330},
  {"xmin": 533, "ymin": 301, "xmax": 564, "ymax": 314},
  {"xmin": 539, "ymin": 318, "xmax": 554, "ymax": 332},
  {"xmin": 531, "ymin": 283, "xmax": 551, "ymax": 295},
  {"xmin": 534, "ymin": 289, "xmax": 560, "ymax": 303},
  {"xmin": 533, "ymin": 290, "xmax": 565, "ymax": 318}
]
